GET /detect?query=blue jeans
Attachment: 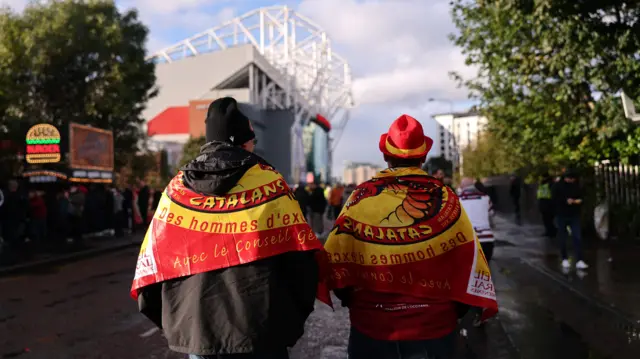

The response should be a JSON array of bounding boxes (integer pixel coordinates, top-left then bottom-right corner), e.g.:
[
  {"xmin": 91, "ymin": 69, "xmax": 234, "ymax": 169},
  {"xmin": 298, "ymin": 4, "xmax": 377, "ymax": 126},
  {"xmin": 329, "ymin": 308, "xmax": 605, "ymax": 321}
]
[
  {"xmin": 347, "ymin": 327, "xmax": 456, "ymax": 359},
  {"xmin": 189, "ymin": 349, "xmax": 289, "ymax": 359},
  {"xmin": 556, "ymin": 215, "xmax": 583, "ymax": 261}
]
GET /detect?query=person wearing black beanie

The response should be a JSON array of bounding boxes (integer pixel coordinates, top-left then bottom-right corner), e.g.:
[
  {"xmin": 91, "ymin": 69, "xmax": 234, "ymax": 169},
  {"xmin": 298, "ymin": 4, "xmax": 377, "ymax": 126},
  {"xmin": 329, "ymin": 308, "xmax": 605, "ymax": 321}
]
[
  {"xmin": 205, "ymin": 97, "xmax": 256, "ymax": 149},
  {"xmin": 134, "ymin": 97, "xmax": 320, "ymax": 359}
]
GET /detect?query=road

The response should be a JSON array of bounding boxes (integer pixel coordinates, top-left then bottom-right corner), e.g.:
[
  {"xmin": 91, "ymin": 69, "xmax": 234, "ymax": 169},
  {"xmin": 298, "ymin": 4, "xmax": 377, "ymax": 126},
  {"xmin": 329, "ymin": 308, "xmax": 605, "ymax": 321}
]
[
  {"xmin": 0, "ymin": 247, "xmax": 175, "ymax": 359},
  {"xmin": 0, "ymin": 244, "xmax": 518, "ymax": 359},
  {"xmin": 2, "ymin": 234, "xmax": 635, "ymax": 359}
]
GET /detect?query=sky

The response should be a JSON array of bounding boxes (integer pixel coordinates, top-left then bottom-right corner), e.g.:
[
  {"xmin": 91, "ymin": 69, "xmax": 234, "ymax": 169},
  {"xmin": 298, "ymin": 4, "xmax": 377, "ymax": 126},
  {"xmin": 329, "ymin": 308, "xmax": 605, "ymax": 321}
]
[{"xmin": 3, "ymin": 0, "xmax": 478, "ymax": 176}]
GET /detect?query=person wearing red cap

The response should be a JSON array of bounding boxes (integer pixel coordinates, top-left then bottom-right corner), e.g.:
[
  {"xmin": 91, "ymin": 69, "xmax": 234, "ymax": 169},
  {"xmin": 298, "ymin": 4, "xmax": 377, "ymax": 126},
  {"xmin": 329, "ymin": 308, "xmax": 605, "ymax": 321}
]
[{"xmin": 320, "ymin": 115, "xmax": 498, "ymax": 359}]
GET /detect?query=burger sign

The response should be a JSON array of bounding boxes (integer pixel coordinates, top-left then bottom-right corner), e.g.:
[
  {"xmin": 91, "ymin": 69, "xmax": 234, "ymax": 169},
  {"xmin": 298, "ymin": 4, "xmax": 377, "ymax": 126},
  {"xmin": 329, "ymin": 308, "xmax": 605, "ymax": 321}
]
[{"xmin": 25, "ymin": 124, "xmax": 61, "ymax": 164}]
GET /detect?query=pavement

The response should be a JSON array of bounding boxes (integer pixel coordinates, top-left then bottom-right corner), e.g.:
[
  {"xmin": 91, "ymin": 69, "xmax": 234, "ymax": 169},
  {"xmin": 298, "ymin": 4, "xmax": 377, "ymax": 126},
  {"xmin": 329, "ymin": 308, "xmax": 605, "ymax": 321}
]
[
  {"xmin": 0, "ymin": 244, "xmax": 518, "ymax": 359},
  {"xmin": 493, "ymin": 214, "xmax": 640, "ymax": 324},
  {"xmin": 0, "ymin": 232, "xmax": 144, "ymax": 277},
  {"xmin": 491, "ymin": 214, "xmax": 640, "ymax": 358},
  {"xmin": 1, "ymin": 216, "xmax": 640, "ymax": 358}
]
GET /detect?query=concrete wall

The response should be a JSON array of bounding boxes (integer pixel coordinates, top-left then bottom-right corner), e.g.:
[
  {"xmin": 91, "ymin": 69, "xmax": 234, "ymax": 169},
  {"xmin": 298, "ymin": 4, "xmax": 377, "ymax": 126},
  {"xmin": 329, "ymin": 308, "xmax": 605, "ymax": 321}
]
[
  {"xmin": 144, "ymin": 45, "xmax": 255, "ymax": 122},
  {"xmin": 199, "ymin": 89, "xmax": 251, "ymax": 102}
]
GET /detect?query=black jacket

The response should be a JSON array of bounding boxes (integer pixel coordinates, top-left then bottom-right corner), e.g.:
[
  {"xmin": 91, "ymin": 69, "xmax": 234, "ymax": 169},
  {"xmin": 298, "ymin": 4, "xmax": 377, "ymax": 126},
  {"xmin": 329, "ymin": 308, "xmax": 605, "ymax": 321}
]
[
  {"xmin": 137, "ymin": 142, "xmax": 319, "ymax": 356},
  {"xmin": 293, "ymin": 186, "xmax": 309, "ymax": 214},
  {"xmin": 308, "ymin": 187, "xmax": 327, "ymax": 213},
  {"xmin": 552, "ymin": 179, "xmax": 582, "ymax": 217}
]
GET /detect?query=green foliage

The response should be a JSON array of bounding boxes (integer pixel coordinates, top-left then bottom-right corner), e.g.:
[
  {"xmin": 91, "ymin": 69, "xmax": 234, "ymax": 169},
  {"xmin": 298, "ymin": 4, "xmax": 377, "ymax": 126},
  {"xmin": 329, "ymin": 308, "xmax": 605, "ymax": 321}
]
[
  {"xmin": 461, "ymin": 132, "xmax": 519, "ymax": 179},
  {"xmin": 180, "ymin": 136, "xmax": 206, "ymax": 167},
  {"xmin": 129, "ymin": 151, "xmax": 156, "ymax": 182},
  {"xmin": 450, "ymin": 0, "xmax": 640, "ymax": 174},
  {"xmin": 0, "ymin": 0, "xmax": 157, "ymax": 169}
]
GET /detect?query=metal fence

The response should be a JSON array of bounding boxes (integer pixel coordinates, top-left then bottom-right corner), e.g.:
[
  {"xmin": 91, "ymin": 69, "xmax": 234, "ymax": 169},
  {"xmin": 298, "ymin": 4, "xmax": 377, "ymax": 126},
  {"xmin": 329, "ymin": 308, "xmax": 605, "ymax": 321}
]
[
  {"xmin": 594, "ymin": 163, "xmax": 640, "ymax": 241},
  {"xmin": 595, "ymin": 163, "xmax": 640, "ymax": 206},
  {"xmin": 485, "ymin": 165, "xmax": 640, "ymax": 242}
]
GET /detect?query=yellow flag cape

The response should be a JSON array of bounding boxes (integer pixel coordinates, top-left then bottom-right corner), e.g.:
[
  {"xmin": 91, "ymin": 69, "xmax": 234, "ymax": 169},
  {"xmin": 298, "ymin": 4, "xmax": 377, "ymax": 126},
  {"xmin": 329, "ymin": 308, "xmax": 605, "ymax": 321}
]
[{"xmin": 317, "ymin": 168, "xmax": 498, "ymax": 316}]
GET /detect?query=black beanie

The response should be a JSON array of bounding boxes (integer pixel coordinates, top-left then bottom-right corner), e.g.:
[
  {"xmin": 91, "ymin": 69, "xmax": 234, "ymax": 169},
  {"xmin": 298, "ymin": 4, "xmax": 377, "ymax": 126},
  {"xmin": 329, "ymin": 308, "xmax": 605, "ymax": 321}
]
[{"xmin": 205, "ymin": 97, "xmax": 256, "ymax": 146}]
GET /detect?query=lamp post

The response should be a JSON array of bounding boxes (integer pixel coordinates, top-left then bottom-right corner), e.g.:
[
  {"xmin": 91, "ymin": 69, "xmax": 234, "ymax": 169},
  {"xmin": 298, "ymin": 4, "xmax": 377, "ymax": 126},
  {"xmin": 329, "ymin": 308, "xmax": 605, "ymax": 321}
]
[{"xmin": 620, "ymin": 91, "xmax": 640, "ymax": 122}]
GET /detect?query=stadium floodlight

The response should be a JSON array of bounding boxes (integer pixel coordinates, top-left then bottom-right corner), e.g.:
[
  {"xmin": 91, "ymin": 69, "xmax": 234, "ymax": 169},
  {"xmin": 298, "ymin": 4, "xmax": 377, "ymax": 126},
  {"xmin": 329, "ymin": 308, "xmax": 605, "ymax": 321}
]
[
  {"xmin": 620, "ymin": 91, "xmax": 640, "ymax": 122},
  {"xmin": 148, "ymin": 6, "xmax": 354, "ymax": 183}
]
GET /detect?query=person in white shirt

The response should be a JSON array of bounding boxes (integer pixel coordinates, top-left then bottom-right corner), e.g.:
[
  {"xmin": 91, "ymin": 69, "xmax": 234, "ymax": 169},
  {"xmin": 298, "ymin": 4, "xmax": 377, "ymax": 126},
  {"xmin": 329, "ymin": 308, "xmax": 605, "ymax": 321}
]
[{"xmin": 458, "ymin": 177, "xmax": 495, "ymax": 262}]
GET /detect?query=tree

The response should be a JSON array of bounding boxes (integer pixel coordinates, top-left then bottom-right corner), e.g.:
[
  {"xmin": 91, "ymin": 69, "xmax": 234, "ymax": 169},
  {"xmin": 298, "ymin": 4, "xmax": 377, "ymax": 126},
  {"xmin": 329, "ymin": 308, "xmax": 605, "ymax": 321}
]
[
  {"xmin": 423, "ymin": 155, "xmax": 454, "ymax": 175},
  {"xmin": 0, "ymin": 0, "xmax": 157, "ymax": 169},
  {"xmin": 450, "ymin": 0, "xmax": 640, "ymax": 174},
  {"xmin": 114, "ymin": 150, "xmax": 157, "ymax": 186},
  {"xmin": 180, "ymin": 136, "xmax": 206, "ymax": 167},
  {"xmin": 460, "ymin": 132, "xmax": 519, "ymax": 179}
]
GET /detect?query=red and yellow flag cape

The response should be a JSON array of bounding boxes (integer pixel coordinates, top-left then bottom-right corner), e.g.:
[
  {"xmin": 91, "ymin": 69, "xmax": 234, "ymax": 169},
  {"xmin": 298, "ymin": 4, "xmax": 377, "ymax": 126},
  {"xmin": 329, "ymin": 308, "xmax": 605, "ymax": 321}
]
[
  {"xmin": 319, "ymin": 168, "xmax": 498, "ymax": 317},
  {"xmin": 131, "ymin": 163, "xmax": 322, "ymax": 299}
]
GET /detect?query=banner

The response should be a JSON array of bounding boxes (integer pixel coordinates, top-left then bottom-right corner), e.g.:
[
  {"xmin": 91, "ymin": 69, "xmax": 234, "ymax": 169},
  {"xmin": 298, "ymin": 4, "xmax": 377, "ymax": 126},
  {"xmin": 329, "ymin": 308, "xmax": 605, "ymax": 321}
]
[
  {"xmin": 131, "ymin": 164, "xmax": 323, "ymax": 298},
  {"xmin": 320, "ymin": 168, "xmax": 498, "ymax": 316},
  {"xmin": 459, "ymin": 190, "xmax": 493, "ymax": 242},
  {"xmin": 69, "ymin": 123, "xmax": 114, "ymax": 171}
]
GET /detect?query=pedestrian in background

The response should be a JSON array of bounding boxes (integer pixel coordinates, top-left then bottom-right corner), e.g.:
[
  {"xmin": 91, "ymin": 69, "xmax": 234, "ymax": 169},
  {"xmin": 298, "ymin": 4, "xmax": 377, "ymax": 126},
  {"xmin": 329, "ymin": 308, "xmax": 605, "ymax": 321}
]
[
  {"xmin": 509, "ymin": 175, "xmax": 522, "ymax": 224},
  {"xmin": 137, "ymin": 179, "xmax": 150, "ymax": 226},
  {"xmin": 152, "ymin": 187, "xmax": 162, "ymax": 211},
  {"xmin": 27, "ymin": 190, "xmax": 47, "ymax": 245},
  {"xmin": 54, "ymin": 188, "xmax": 70, "ymax": 247},
  {"xmin": 552, "ymin": 169, "xmax": 588, "ymax": 269},
  {"xmin": 2, "ymin": 180, "xmax": 28, "ymax": 253},
  {"xmin": 68, "ymin": 186, "xmax": 86, "ymax": 245},
  {"xmin": 433, "ymin": 168, "xmax": 445, "ymax": 181},
  {"xmin": 459, "ymin": 177, "xmax": 495, "ymax": 263},
  {"xmin": 342, "ymin": 184, "xmax": 356, "ymax": 209},
  {"xmin": 122, "ymin": 187, "xmax": 133, "ymax": 233},
  {"xmin": 111, "ymin": 187, "xmax": 124, "ymax": 238},
  {"xmin": 328, "ymin": 183, "xmax": 344, "ymax": 220},
  {"xmin": 293, "ymin": 183, "xmax": 309, "ymax": 220},
  {"xmin": 537, "ymin": 174, "xmax": 556, "ymax": 238},
  {"xmin": 308, "ymin": 182, "xmax": 327, "ymax": 236}
]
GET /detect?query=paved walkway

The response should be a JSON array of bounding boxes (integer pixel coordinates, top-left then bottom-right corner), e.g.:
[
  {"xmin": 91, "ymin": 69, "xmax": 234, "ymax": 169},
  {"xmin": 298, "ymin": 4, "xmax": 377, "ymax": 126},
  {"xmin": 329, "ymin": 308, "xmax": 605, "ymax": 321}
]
[
  {"xmin": 492, "ymin": 214, "xmax": 640, "ymax": 358},
  {"xmin": 290, "ymin": 296, "xmax": 519, "ymax": 359},
  {"xmin": 493, "ymin": 215, "xmax": 640, "ymax": 323},
  {"xmin": 0, "ymin": 232, "xmax": 143, "ymax": 276}
]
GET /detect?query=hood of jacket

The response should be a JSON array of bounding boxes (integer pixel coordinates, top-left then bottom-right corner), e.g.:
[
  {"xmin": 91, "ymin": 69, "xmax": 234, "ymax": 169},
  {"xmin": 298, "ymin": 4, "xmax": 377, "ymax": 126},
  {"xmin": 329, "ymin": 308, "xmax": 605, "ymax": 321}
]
[{"xmin": 180, "ymin": 141, "xmax": 267, "ymax": 196}]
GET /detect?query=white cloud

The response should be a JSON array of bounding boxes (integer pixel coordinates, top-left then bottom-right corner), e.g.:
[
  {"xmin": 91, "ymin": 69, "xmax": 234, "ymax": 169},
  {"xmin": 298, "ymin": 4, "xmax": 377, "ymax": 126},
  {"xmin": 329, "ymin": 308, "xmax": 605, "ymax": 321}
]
[
  {"xmin": 296, "ymin": 0, "xmax": 476, "ymax": 177},
  {"xmin": 118, "ymin": 0, "xmax": 235, "ymax": 53},
  {"xmin": 1, "ymin": 0, "xmax": 477, "ymax": 178},
  {"xmin": 1, "ymin": 0, "xmax": 27, "ymax": 11},
  {"xmin": 126, "ymin": 0, "xmax": 212, "ymax": 15}
]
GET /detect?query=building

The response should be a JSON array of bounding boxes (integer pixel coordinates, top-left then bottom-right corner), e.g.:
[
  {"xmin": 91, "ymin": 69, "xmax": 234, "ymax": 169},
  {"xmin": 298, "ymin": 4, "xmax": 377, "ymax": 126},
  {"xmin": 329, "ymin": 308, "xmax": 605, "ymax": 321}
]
[
  {"xmin": 432, "ymin": 111, "xmax": 487, "ymax": 171},
  {"xmin": 143, "ymin": 6, "xmax": 354, "ymax": 183},
  {"xmin": 432, "ymin": 120, "xmax": 455, "ymax": 160},
  {"xmin": 343, "ymin": 162, "xmax": 383, "ymax": 185}
]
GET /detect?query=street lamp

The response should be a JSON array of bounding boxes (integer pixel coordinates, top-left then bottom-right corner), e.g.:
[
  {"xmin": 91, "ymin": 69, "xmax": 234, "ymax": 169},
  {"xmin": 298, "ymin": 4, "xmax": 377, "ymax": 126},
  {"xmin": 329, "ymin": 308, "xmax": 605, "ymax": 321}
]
[
  {"xmin": 620, "ymin": 91, "xmax": 640, "ymax": 122},
  {"xmin": 428, "ymin": 98, "xmax": 454, "ymax": 113}
]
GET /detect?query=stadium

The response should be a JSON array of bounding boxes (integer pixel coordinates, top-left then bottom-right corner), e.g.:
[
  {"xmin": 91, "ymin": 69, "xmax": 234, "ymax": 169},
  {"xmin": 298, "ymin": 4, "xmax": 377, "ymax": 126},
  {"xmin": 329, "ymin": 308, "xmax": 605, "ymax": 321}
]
[{"xmin": 144, "ymin": 5, "xmax": 354, "ymax": 184}]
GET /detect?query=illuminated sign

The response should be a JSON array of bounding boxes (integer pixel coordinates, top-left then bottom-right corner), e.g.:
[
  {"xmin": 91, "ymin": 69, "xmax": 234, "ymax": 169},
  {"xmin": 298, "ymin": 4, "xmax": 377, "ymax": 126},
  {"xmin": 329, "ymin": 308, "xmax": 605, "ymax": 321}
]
[
  {"xmin": 69, "ymin": 123, "xmax": 114, "ymax": 171},
  {"xmin": 70, "ymin": 169, "xmax": 113, "ymax": 184},
  {"xmin": 25, "ymin": 124, "xmax": 61, "ymax": 164},
  {"xmin": 23, "ymin": 170, "xmax": 68, "ymax": 180}
]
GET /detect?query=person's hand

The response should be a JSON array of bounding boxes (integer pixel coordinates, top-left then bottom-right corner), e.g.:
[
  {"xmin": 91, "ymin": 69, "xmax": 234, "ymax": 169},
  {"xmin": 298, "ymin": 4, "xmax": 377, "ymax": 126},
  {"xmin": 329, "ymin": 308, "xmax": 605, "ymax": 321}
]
[{"xmin": 567, "ymin": 198, "xmax": 574, "ymax": 204}]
